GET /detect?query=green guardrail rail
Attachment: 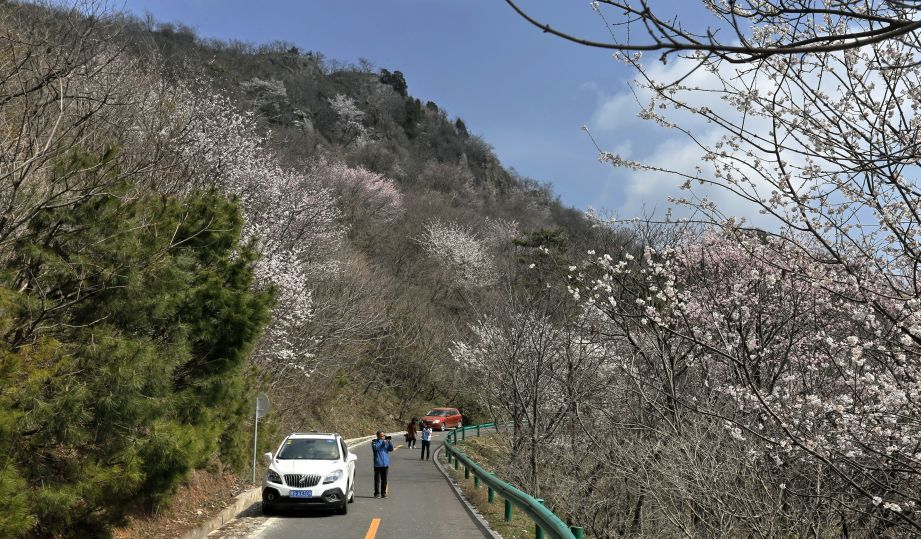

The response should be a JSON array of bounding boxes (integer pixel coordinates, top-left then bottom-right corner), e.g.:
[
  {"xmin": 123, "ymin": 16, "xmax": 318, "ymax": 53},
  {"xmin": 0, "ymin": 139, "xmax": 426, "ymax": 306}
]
[{"xmin": 443, "ymin": 422, "xmax": 583, "ymax": 539}]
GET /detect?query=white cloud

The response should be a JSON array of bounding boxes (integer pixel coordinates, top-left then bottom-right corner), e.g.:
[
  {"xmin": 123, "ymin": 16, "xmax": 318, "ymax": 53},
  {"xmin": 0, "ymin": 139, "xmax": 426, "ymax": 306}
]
[
  {"xmin": 587, "ymin": 56, "xmax": 786, "ymax": 228},
  {"xmin": 591, "ymin": 90, "xmax": 640, "ymax": 132}
]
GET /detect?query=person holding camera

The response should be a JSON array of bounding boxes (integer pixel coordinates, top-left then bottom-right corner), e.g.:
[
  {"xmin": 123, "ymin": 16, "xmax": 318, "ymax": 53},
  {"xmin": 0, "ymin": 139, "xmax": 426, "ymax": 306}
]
[
  {"xmin": 371, "ymin": 431, "xmax": 395, "ymax": 498},
  {"xmin": 420, "ymin": 423, "xmax": 433, "ymax": 460}
]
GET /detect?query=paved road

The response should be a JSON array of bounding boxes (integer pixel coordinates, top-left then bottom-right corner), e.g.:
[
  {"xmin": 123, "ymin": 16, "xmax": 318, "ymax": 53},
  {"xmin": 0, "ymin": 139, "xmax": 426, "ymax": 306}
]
[{"xmin": 210, "ymin": 431, "xmax": 487, "ymax": 538}]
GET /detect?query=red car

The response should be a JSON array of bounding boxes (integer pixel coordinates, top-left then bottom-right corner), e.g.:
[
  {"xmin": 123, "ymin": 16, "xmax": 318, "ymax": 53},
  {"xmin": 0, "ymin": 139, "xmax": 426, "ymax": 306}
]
[{"xmin": 421, "ymin": 408, "xmax": 462, "ymax": 431}]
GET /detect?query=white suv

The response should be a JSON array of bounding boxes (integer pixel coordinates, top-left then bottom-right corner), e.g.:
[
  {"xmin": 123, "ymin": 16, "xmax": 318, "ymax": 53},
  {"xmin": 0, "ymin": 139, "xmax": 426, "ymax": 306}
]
[{"xmin": 261, "ymin": 432, "xmax": 357, "ymax": 515}]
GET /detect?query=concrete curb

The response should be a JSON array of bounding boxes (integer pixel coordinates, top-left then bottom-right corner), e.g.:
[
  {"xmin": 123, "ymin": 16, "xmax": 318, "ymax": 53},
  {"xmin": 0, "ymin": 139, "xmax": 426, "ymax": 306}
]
[
  {"xmin": 433, "ymin": 444, "xmax": 502, "ymax": 539},
  {"xmin": 180, "ymin": 486, "xmax": 262, "ymax": 539},
  {"xmin": 177, "ymin": 434, "xmax": 387, "ymax": 539}
]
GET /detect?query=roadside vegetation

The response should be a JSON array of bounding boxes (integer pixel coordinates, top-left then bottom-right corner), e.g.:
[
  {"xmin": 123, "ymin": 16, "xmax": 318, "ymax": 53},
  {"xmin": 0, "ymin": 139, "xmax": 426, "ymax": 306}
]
[{"xmin": 440, "ymin": 436, "xmax": 536, "ymax": 539}]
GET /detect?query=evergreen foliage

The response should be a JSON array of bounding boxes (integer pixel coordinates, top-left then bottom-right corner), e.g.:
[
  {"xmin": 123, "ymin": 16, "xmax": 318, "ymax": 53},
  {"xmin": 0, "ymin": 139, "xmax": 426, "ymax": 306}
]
[
  {"xmin": 378, "ymin": 68, "xmax": 408, "ymax": 97},
  {"xmin": 0, "ymin": 151, "xmax": 271, "ymax": 537}
]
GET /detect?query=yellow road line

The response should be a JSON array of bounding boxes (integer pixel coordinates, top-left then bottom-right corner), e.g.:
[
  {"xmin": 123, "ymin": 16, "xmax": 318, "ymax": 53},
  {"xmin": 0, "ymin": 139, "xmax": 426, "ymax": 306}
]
[
  {"xmin": 364, "ymin": 518, "xmax": 381, "ymax": 539},
  {"xmin": 393, "ymin": 444, "xmax": 404, "ymax": 453}
]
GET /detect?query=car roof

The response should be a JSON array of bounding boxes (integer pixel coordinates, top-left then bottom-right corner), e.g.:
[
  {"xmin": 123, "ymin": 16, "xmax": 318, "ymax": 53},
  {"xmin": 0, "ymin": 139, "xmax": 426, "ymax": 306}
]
[
  {"xmin": 428, "ymin": 408, "xmax": 456, "ymax": 411},
  {"xmin": 286, "ymin": 432, "xmax": 340, "ymax": 439}
]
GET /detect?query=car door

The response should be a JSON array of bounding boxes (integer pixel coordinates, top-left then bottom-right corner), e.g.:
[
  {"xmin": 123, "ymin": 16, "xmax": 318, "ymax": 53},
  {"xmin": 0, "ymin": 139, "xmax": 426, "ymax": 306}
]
[
  {"xmin": 451, "ymin": 409, "xmax": 462, "ymax": 428},
  {"xmin": 340, "ymin": 438, "xmax": 354, "ymax": 488}
]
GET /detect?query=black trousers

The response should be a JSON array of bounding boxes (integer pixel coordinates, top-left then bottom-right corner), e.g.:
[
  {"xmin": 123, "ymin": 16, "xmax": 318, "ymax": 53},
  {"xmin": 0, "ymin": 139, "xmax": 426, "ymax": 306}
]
[
  {"xmin": 373, "ymin": 466, "xmax": 389, "ymax": 496},
  {"xmin": 420, "ymin": 440, "xmax": 431, "ymax": 459}
]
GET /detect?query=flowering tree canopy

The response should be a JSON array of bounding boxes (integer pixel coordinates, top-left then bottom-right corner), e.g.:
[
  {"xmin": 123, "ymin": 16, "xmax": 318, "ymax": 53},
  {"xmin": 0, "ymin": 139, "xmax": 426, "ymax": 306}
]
[{"xmin": 419, "ymin": 220, "xmax": 498, "ymax": 288}]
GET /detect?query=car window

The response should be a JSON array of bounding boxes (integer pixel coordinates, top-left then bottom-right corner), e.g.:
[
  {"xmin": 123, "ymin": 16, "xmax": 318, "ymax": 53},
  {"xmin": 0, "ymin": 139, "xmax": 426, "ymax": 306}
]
[
  {"xmin": 451, "ymin": 409, "xmax": 460, "ymax": 415},
  {"xmin": 277, "ymin": 438, "xmax": 341, "ymax": 460},
  {"xmin": 339, "ymin": 438, "xmax": 348, "ymax": 460},
  {"xmin": 427, "ymin": 409, "xmax": 450, "ymax": 416}
]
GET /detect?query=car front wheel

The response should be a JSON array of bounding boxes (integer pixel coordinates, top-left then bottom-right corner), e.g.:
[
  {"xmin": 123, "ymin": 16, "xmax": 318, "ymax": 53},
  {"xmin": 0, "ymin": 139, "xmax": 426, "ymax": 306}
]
[{"xmin": 439, "ymin": 423, "xmax": 445, "ymax": 431}]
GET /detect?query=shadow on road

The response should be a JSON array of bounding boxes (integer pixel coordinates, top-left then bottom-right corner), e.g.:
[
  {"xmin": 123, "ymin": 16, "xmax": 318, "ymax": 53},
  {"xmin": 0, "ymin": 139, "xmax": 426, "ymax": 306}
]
[{"xmin": 254, "ymin": 502, "xmax": 343, "ymax": 519}]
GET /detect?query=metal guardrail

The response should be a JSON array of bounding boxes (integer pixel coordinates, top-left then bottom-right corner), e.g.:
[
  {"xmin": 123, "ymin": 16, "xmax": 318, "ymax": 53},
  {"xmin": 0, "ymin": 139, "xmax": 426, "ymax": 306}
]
[{"xmin": 444, "ymin": 423, "xmax": 583, "ymax": 539}]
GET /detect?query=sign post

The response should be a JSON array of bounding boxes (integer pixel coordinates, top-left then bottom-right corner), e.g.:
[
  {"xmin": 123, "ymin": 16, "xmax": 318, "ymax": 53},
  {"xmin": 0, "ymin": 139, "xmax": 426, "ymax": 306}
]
[{"xmin": 252, "ymin": 393, "xmax": 270, "ymax": 483}]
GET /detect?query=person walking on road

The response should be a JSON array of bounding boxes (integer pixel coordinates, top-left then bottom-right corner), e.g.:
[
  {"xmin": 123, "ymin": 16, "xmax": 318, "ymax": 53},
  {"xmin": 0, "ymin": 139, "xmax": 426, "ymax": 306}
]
[
  {"xmin": 372, "ymin": 431, "xmax": 395, "ymax": 498},
  {"xmin": 420, "ymin": 424, "xmax": 433, "ymax": 460},
  {"xmin": 406, "ymin": 418, "xmax": 417, "ymax": 449}
]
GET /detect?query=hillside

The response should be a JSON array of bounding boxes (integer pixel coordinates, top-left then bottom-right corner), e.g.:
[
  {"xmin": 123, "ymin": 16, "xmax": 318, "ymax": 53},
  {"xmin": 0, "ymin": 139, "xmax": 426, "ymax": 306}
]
[{"xmin": 112, "ymin": 9, "xmax": 617, "ymax": 431}]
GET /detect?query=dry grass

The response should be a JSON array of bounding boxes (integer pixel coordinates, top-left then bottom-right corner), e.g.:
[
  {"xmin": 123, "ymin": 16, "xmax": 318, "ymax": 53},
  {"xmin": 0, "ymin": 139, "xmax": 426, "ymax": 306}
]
[
  {"xmin": 113, "ymin": 469, "xmax": 250, "ymax": 539},
  {"xmin": 440, "ymin": 435, "xmax": 537, "ymax": 539}
]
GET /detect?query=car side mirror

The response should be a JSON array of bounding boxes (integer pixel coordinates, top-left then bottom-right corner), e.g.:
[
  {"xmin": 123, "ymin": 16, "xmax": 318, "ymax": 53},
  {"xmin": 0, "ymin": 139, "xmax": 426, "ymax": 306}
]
[
  {"xmin": 263, "ymin": 452, "xmax": 273, "ymax": 464},
  {"xmin": 347, "ymin": 452, "xmax": 357, "ymax": 463}
]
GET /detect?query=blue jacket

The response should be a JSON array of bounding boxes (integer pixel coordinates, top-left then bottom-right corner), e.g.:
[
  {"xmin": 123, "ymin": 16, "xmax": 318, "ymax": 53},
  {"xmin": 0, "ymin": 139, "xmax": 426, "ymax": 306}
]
[{"xmin": 371, "ymin": 439, "xmax": 394, "ymax": 467}]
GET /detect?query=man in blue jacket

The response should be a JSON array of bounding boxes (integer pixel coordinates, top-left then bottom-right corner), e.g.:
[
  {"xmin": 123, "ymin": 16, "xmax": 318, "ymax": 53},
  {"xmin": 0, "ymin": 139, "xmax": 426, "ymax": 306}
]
[{"xmin": 371, "ymin": 431, "xmax": 394, "ymax": 498}]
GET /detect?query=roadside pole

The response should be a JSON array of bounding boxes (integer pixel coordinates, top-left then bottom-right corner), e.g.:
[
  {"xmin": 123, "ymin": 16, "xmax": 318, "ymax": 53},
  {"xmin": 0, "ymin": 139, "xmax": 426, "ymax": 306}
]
[
  {"xmin": 252, "ymin": 403, "xmax": 258, "ymax": 483},
  {"xmin": 252, "ymin": 393, "xmax": 270, "ymax": 483}
]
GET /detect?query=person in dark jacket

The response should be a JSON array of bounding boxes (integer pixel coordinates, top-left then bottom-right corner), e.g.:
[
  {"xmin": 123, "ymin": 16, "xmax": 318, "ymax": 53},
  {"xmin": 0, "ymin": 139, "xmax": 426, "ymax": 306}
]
[
  {"xmin": 371, "ymin": 431, "xmax": 395, "ymax": 498},
  {"xmin": 406, "ymin": 418, "xmax": 417, "ymax": 449}
]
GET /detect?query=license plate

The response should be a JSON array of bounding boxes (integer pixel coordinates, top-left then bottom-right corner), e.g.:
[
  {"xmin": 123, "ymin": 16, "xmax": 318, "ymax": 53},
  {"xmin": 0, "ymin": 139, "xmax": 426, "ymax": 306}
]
[{"xmin": 290, "ymin": 490, "xmax": 312, "ymax": 498}]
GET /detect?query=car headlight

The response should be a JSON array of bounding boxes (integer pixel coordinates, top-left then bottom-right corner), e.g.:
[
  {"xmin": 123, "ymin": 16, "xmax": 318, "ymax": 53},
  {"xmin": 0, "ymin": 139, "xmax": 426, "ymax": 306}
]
[
  {"xmin": 323, "ymin": 469, "xmax": 344, "ymax": 484},
  {"xmin": 266, "ymin": 469, "xmax": 282, "ymax": 484},
  {"xmin": 432, "ymin": 419, "xmax": 440, "ymax": 423}
]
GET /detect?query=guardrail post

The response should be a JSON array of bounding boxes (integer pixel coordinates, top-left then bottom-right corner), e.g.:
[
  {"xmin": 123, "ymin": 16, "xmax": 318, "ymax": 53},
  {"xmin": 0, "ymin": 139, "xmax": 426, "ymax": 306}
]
[
  {"xmin": 570, "ymin": 526, "xmax": 584, "ymax": 538},
  {"xmin": 477, "ymin": 424, "xmax": 481, "ymax": 437},
  {"xmin": 504, "ymin": 498, "xmax": 513, "ymax": 522},
  {"xmin": 487, "ymin": 472, "xmax": 495, "ymax": 502},
  {"xmin": 454, "ymin": 456, "xmax": 459, "ymax": 470},
  {"xmin": 446, "ymin": 451, "xmax": 451, "ymax": 464},
  {"xmin": 535, "ymin": 499, "xmax": 545, "ymax": 539},
  {"xmin": 461, "ymin": 426, "xmax": 466, "ymax": 441},
  {"xmin": 464, "ymin": 465, "xmax": 470, "ymax": 479},
  {"xmin": 474, "ymin": 473, "xmax": 480, "ymax": 489}
]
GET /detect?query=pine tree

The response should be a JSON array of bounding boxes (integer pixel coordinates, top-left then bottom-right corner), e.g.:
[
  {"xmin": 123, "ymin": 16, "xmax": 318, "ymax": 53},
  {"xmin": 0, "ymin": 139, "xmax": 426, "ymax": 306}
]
[{"xmin": 0, "ymin": 152, "xmax": 272, "ymax": 537}]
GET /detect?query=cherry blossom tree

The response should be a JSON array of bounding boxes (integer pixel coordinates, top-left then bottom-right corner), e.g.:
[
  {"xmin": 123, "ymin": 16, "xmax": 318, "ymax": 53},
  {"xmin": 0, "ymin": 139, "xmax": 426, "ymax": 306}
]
[
  {"xmin": 571, "ymin": 228, "xmax": 921, "ymax": 533},
  {"xmin": 328, "ymin": 93, "xmax": 371, "ymax": 145},
  {"xmin": 452, "ymin": 297, "xmax": 614, "ymax": 493},
  {"xmin": 159, "ymin": 85, "xmax": 344, "ymax": 378},
  {"xmin": 419, "ymin": 220, "xmax": 498, "ymax": 288},
  {"xmin": 321, "ymin": 157, "xmax": 403, "ymax": 223}
]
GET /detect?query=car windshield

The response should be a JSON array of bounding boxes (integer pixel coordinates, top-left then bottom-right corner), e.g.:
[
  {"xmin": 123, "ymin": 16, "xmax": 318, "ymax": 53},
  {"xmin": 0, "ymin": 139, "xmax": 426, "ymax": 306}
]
[
  {"xmin": 277, "ymin": 438, "xmax": 341, "ymax": 460},
  {"xmin": 426, "ymin": 409, "xmax": 452, "ymax": 417}
]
